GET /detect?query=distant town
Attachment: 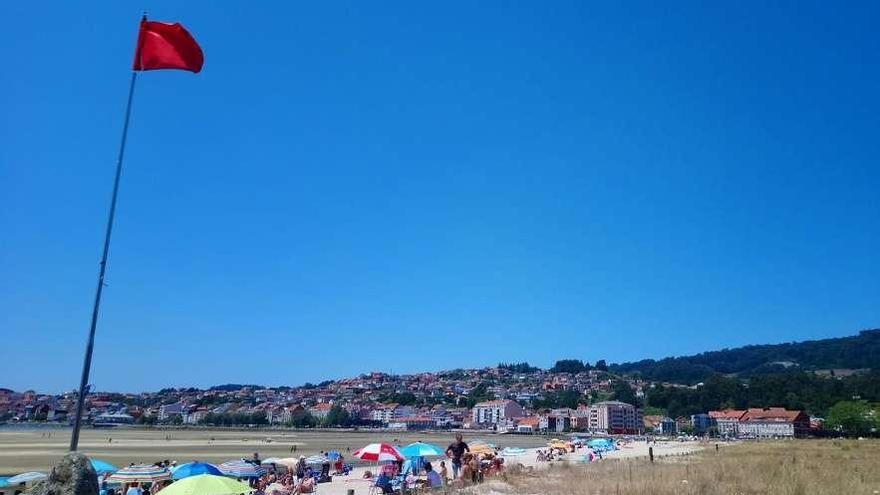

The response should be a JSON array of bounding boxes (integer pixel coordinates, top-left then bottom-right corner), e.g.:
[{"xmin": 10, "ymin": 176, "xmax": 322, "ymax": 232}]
[{"xmin": 2, "ymin": 359, "xmax": 829, "ymax": 439}]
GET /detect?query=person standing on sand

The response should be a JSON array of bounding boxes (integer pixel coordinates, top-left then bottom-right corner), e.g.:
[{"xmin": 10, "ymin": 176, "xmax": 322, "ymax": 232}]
[
  {"xmin": 445, "ymin": 433, "xmax": 469, "ymax": 480},
  {"xmin": 439, "ymin": 461, "xmax": 448, "ymax": 484}
]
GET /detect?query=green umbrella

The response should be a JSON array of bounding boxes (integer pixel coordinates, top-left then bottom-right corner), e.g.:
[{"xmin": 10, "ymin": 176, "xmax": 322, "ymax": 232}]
[{"xmin": 157, "ymin": 475, "xmax": 253, "ymax": 495}]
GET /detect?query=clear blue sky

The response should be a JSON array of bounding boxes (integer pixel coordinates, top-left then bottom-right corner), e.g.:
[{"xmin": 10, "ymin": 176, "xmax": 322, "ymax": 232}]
[{"xmin": 2, "ymin": 2, "xmax": 878, "ymax": 393}]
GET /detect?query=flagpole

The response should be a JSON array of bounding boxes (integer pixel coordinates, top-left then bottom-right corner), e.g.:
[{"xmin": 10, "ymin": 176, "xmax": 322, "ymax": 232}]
[{"xmin": 69, "ymin": 35, "xmax": 142, "ymax": 452}]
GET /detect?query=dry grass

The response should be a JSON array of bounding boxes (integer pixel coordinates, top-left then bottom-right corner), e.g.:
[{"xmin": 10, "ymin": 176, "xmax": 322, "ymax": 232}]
[{"xmin": 474, "ymin": 440, "xmax": 880, "ymax": 495}]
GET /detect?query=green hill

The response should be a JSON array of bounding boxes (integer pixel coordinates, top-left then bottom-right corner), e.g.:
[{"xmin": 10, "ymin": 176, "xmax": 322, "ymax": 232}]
[{"xmin": 610, "ymin": 329, "xmax": 880, "ymax": 384}]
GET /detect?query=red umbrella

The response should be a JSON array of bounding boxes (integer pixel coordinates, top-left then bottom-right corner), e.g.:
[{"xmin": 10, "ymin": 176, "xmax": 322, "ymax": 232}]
[{"xmin": 352, "ymin": 443, "xmax": 404, "ymax": 462}]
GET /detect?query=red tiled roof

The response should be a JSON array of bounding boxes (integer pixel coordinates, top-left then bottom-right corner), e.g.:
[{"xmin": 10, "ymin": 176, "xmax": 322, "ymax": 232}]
[
  {"xmin": 740, "ymin": 407, "xmax": 804, "ymax": 423},
  {"xmin": 517, "ymin": 417, "xmax": 540, "ymax": 427},
  {"xmin": 708, "ymin": 409, "xmax": 746, "ymax": 420}
]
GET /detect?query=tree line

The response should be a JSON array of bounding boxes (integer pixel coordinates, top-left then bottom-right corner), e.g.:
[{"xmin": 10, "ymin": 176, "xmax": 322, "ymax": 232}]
[
  {"xmin": 643, "ymin": 370, "xmax": 880, "ymax": 418},
  {"xmin": 611, "ymin": 329, "xmax": 880, "ymax": 384}
]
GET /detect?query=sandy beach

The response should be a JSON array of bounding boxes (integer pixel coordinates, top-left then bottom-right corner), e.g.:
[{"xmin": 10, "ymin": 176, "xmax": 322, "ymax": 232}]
[
  {"xmin": 0, "ymin": 426, "xmax": 701, "ymax": 495},
  {"xmin": 0, "ymin": 426, "xmax": 551, "ymax": 474}
]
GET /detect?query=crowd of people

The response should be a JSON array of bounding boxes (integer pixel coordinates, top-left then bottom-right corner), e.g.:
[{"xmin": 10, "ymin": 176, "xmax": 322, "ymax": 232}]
[{"xmin": 89, "ymin": 434, "xmax": 530, "ymax": 495}]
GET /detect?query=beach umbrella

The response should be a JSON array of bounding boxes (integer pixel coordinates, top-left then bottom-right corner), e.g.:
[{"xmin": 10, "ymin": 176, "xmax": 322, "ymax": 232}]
[
  {"xmin": 91, "ymin": 459, "xmax": 118, "ymax": 474},
  {"xmin": 399, "ymin": 442, "xmax": 444, "ymax": 458},
  {"xmin": 500, "ymin": 447, "xmax": 526, "ymax": 457},
  {"xmin": 171, "ymin": 462, "xmax": 222, "ymax": 480},
  {"xmin": 218, "ymin": 461, "xmax": 266, "ymax": 479},
  {"xmin": 155, "ymin": 474, "xmax": 253, "ymax": 495},
  {"xmin": 8, "ymin": 472, "xmax": 47, "ymax": 484},
  {"xmin": 267, "ymin": 458, "xmax": 299, "ymax": 469},
  {"xmin": 303, "ymin": 455, "xmax": 325, "ymax": 466},
  {"xmin": 587, "ymin": 438, "xmax": 615, "ymax": 452},
  {"xmin": 351, "ymin": 443, "xmax": 403, "ymax": 462},
  {"xmin": 327, "ymin": 451, "xmax": 341, "ymax": 461},
  {"xmin": 106, "ymin": 465, "xmax": 171, "ymax": 484},
  {"xmin": 468, "ymin": 443, "xmax": 495, "ymax": 455}
]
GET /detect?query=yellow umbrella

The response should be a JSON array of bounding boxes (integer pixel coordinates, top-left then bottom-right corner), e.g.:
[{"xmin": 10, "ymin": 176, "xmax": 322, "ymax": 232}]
[
  {"xmin": 469, "ymin": 443, "xmax": 495, "ymax": 455},
  {"xmin": 158, "ymin": 475, "xmax": 253, "ymax": 495}
]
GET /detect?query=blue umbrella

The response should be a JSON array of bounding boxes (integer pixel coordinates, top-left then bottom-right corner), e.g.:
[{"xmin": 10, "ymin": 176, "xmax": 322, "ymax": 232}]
[
  {"xmin": 171, "ymin": 462, "xmax": 223, "ymax": 480},
  {"xmin": 327, "ymin": 451, "xmax": 341, "ymax": 461},
  {"xmin": 587, "ymin": 439, "xmax": 615, "ymax": 452},
  {"xmin": 399, "ymin": 442, "xmax": 445, "ymax": 458},
  {"xmin": 91, "ymin": 459, "xmax": 118, "ymax": 474}
]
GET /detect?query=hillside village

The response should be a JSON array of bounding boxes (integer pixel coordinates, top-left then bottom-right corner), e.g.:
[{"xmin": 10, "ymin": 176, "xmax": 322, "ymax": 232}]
[{"xmin": 1, "ymin": 360, "xmax": 821, "ymax": 439}]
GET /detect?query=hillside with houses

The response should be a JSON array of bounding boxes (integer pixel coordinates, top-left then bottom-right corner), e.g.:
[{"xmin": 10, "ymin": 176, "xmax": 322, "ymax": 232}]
[{"xmin": 3, "ymin": 331, "xmax": 878, "ymax": 438}]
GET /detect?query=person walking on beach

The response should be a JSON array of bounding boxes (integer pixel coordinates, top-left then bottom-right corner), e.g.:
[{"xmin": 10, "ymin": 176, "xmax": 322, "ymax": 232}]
[{"xmin": 445, "ymin": 433, "xmax": 469, "ymax": 479}]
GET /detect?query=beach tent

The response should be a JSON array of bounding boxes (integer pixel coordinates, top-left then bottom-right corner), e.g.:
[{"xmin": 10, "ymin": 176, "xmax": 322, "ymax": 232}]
[
  {"xmin": 351, "ymin": 443, "xmax": 403, "ymax": 462},
  {"xmin": 218, "ymin": 461, "xmax": 266, "ymax": 479},
  {"xmin": 171, "ymin": 462, "xmax": 222, "ymax": 480},
  {"xmin": 500, "ymin": 447, "xmax": 526, "ymax": 457},
  {"xmin": 156, "ymin": 474, "xmax": 253, "ymax": 495},
  {"xmin": 8, "ymin": 472, "xmax": 47, "ymax": 484},
  {"xmin": 587, "ymin": 438, "xmax": 615, "ymax": 452},
  {"xmin": 106, "ymin": 465, "xmax": 172, "ymax": 484},
  {"xmin": 260, "ymin": 458, "xmax": 281, "ymax": 466},
  {"xmin": 303, "ymin": 455, "xmax": 325, "ymax": 466},
  {"xmin": 399, "ymin": 442, "xmax": 444, "ymax": 458},
  {"xmin": 91, "ymin": 459, "xmax": 118, "ymax": 474}
]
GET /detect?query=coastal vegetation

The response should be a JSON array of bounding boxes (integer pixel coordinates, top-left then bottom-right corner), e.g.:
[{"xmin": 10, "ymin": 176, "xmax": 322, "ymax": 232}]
[{"xmin": 479, "ymin": 440, "xmax": 880, "ymax": 495}]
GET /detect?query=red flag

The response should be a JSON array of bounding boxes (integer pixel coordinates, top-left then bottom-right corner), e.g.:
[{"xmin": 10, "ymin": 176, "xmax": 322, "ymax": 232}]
[{"xmin": 133, "ymin": 19, "xmax": 204, "ymax": 73}]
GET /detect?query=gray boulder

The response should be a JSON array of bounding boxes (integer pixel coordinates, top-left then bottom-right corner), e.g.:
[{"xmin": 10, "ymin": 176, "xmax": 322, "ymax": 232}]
[{"xmin": 27, "ymin": 453, "xmax": 98, "ymax": 495}]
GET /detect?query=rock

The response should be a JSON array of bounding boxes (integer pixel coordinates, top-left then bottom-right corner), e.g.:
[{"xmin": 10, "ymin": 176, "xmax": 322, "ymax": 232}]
[{"xmin": 27, "ymin": 453, "xmax": 98, "ymax": 495}]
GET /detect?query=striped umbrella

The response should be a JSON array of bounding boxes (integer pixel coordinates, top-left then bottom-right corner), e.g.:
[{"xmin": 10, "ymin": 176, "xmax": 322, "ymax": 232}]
[
  {"xmin": 351, "ymin": 443, "xmax": 403, "ymax": 462},
  {"xmin": 106, "ymin": 465, "xmax": 171, "ymax": 484},
  {"xmin": 8, "ymin": 472, "xmax": 47, "ymax": 484},
  {"xmin": 218, "ymin": 461, "xmax": 266, "ymax": 479}
]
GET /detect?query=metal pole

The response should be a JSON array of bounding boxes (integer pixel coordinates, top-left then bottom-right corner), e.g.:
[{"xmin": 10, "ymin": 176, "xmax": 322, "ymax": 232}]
[{"xmin": 69, "ymin": 69, "xmax": 139, "ymax": 451}]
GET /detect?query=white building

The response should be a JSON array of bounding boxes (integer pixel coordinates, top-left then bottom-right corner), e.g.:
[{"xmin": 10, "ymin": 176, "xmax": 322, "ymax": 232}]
[
  {"xmin": 587, "ymin": 401, "xmax": 642, "ymax": 434},
  {"xmin": 471, "ymin": 400, "xmax": 525, "ymax": 426},
  {"xmin": 370, "ymin": 404, "xmax": 414, "ymax": 424},
  {"xmin": 158, "ymin": 403, "xmax": 184, "ymax": 421}
]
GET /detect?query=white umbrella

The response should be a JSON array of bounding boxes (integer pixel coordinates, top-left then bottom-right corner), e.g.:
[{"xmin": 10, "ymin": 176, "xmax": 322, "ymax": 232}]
[{"xmin": 8, "ymin": 472, "xmax": 48, "ymax": 484}]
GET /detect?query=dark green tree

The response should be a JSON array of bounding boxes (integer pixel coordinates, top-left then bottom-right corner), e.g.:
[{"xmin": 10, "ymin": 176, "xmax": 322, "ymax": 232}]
[
  {"xmin": 825, "ymin": 401, "xmax": 875, "ymax": 437},
  {"xmin": 322, "ymin": 405, "xmax": 351, "ymax": 427}
]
